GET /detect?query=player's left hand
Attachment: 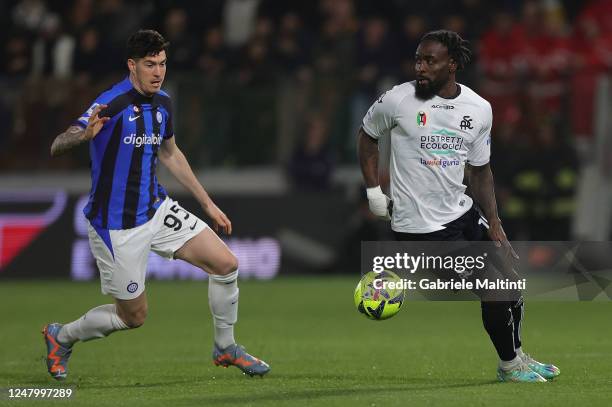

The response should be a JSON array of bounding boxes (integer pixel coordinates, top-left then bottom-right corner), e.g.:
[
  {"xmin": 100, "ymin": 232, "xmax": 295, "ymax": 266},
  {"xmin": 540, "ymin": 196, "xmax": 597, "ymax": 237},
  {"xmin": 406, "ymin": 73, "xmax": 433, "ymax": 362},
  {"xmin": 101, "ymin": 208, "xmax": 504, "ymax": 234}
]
[
  {"xmin": 203, "ymin": 201, "xmax": 232, "ymax": 235},
  {"xmin": 366, "ymin": 185, "xmax": 391, "ymax": 220},
  {"xmin": 488, "ymin": 220, "xmax": 519, "ymax": 260}
]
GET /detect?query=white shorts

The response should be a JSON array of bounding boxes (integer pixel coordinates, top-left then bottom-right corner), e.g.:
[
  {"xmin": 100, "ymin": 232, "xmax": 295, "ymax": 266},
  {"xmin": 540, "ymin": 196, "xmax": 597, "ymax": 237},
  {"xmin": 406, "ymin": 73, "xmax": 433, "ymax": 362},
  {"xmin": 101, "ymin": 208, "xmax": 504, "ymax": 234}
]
[{"xmin": 87, "ymin": 197, "xmax": 207, "ymax": 299}]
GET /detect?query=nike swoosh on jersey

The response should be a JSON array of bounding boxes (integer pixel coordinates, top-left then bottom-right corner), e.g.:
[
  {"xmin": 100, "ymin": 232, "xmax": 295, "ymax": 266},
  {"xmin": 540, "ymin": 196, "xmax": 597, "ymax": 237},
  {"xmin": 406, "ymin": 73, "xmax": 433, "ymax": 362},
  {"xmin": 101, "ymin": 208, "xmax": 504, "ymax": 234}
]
[{"xmin": 128, "ymin": 115, "xmax": 141, "ymax": 122}]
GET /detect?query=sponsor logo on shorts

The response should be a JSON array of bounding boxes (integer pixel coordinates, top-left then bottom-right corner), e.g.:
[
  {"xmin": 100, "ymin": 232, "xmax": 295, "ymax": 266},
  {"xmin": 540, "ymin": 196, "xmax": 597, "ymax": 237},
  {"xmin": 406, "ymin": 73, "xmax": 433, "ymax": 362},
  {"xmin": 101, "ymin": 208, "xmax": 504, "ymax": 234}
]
[{"xmin": 127, "ymin": 282, "xmax": 139, "ymax": 293}]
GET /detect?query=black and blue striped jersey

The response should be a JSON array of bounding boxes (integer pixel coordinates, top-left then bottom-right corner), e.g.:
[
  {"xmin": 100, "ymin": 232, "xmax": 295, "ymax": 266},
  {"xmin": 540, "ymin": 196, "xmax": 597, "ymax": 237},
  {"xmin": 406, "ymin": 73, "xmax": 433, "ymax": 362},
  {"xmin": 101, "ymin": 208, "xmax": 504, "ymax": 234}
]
[{"xmin": 75, "ymin": 77, "xmax": 174, "ymax": 230}]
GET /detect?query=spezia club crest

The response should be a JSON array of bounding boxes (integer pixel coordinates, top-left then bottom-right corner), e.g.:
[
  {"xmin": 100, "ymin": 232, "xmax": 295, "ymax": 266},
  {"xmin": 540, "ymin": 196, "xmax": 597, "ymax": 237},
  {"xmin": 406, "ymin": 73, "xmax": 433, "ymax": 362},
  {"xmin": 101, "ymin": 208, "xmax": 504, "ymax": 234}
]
[
  {"xmin": 417, "ymin": 111, "xmax": 427, "ymax": 127},
  {"xmin": 156, "ymin": 111, "xmax": 162, "ymax": 123}
]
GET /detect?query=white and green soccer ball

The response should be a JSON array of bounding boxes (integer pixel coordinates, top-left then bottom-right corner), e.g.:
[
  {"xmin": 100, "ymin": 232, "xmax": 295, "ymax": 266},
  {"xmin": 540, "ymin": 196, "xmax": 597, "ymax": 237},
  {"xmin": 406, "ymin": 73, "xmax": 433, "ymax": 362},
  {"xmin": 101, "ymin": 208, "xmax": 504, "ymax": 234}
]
[{"xmin": 354, "ymin": 270, "xmax": 405, "ymax": 320}]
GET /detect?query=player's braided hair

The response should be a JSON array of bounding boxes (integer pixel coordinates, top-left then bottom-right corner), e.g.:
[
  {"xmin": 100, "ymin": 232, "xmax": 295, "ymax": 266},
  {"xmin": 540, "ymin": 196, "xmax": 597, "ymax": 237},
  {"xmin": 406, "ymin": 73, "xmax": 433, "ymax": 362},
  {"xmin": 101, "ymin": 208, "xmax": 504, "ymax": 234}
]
[
  {"xmin": 420, "ymin": 30, "xmax": 472, "ymax": 70},
  {"xmin": 126, "ymin": 29, "xmax": 169, "ymax": 59}
]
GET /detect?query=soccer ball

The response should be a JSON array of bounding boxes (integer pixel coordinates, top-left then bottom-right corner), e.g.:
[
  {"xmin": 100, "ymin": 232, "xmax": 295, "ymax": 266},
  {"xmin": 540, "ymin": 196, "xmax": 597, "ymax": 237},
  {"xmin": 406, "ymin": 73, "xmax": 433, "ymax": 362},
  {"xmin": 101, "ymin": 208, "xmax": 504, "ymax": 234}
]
[{"xmin": 354, "ymin": 270, "xmax": 405, "ymax": 320}]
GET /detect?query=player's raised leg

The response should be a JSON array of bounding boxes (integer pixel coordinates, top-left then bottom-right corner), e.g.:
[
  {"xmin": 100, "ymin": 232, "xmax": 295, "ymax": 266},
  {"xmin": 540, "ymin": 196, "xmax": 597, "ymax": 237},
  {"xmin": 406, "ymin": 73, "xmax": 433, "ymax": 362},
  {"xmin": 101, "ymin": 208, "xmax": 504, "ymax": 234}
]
[
  {"xmin": 43, "ymin": 221, "xmax": 153, "ymax": 380},
  {"xmin": 42, "ymin": 296, "xmax": 148, "ymax": 381},
  {"xmin": 43, "ymin": 292, "xmax": 149, "ymax": 381},
  {"xmin": 42, "ymin": 300, "xmax": 133, "ymax": 380},
  {"xmin": 174, "ymin": 227, "xmax": 271, "ymax": 377}
]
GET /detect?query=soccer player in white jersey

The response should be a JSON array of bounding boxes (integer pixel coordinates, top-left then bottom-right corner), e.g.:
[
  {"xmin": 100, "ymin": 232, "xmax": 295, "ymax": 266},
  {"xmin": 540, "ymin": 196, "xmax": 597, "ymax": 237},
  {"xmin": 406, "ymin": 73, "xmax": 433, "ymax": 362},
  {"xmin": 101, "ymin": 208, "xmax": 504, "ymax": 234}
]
[
  {"xmin": 358, "ymin": 30, "xmax": 560, "ymax": 382},
  {"xmin": 42, "ymin": 30, "xmax": 269, "ymax": 380}
]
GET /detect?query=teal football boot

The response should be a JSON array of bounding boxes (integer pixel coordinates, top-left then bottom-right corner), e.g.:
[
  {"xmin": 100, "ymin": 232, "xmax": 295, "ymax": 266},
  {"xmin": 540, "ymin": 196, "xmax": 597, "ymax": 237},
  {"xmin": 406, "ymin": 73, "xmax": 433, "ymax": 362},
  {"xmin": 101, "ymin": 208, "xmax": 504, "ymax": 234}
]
[
  {"xmin": 497, "ymin": 362, "xmax": 547, "ymax": 383},
  {"xmin": 520, "ymin": 353, "xmax": 561, "ymax": 380}
]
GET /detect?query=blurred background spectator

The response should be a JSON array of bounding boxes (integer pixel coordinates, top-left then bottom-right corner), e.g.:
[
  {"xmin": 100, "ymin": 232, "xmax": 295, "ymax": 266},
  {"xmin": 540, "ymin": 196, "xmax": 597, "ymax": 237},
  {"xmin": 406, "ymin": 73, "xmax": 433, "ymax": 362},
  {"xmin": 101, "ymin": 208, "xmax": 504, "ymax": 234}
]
[
  {"xmin": 287, "ymin": 111, "xmax": 334, "ymax": 191},
  {"xmin": 0, "ymin": 0, "xmax": 611, "ymax": 240}
]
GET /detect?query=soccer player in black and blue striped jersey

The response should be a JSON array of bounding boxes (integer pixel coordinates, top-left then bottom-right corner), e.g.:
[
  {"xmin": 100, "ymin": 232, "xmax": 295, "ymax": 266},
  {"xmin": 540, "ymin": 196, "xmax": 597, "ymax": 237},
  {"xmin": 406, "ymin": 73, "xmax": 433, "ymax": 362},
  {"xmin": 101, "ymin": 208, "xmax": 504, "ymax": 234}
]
[{"xmin": 43, "ymin": 30, "xmax": 270, "ymax": 380}]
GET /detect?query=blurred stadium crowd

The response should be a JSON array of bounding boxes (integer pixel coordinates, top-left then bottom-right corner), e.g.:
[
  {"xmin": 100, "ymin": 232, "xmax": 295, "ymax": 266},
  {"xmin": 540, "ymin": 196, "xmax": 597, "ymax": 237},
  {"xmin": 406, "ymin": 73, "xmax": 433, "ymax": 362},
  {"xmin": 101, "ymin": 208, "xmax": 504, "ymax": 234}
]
[{"xmin": 0, "ymin": 0, "xmax": 611, "ymax": 240}]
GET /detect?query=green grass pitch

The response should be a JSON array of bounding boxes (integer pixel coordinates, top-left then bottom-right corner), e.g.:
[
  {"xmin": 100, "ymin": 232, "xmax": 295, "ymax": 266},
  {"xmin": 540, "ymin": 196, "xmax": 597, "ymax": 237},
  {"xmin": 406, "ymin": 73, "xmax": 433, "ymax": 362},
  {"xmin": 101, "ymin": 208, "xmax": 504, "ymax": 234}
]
[{"xmin": 1, "ymin": 278, "xmax": 611, "ymax": 406}]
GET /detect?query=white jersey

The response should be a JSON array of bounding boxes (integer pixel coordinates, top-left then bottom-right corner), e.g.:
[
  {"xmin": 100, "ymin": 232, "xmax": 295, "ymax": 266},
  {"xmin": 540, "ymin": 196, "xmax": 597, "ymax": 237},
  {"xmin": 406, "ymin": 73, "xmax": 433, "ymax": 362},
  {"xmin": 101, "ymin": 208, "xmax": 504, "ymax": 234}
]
[{"xmin": 362, "ymin": 82, "xmax": 492, "ymax": 233}]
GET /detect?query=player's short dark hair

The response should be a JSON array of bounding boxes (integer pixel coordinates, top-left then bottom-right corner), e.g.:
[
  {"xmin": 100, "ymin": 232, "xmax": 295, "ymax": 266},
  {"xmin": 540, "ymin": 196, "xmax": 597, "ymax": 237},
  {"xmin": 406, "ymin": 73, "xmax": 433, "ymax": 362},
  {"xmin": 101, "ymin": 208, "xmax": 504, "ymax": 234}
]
[
  {"xmin": 420, "ymin": 30, "xmax": 472, "ymax": 70},
  {"xmin": 126, "ymin": 29, "xmax": 169, "ymax": 60}
]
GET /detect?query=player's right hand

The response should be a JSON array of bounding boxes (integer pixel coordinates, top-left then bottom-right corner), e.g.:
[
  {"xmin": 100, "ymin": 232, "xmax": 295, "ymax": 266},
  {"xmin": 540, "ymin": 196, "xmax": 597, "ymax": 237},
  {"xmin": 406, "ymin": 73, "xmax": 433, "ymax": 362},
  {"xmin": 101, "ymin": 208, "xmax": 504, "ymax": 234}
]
[
  {"xmin": 488, "ymin": 221, "xmax": 519, "ymax": 260},
  {"xmin": 84, "ymin": 104, "xmax": 109, "ymax": 141},
  {"xmin": 366, "ymin": 185, "xmax": 391, "ymax": 220}
]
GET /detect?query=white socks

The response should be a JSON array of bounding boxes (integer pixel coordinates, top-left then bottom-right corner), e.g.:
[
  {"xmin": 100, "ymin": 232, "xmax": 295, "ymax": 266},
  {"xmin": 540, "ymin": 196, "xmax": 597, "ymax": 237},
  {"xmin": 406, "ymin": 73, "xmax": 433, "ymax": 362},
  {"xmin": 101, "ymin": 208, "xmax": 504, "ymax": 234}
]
[
  {"xmin": 56, "ymin": 271, "xmax": 240, "ymax": 350},
  {"xmin": 499, "ymin": 355, "xmax": 522, "ymax": 371},
  {"xmin": 57, "ymin": 304, "xmax": 129, "ymax": 346},
  {"xmin": 208, "ymin": 270, "xmax": 239, "ymax": 349}
]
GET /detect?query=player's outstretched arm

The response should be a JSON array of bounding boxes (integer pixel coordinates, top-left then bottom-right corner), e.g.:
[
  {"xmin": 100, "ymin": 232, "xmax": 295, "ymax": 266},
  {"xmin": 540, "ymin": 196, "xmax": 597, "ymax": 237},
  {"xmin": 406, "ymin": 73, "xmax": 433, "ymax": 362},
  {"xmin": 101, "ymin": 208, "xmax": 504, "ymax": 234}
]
[
  {"xmin": 158, "ymin": 136, "xmax": 232, "ymax": 234},
  {"xmin": 50, "ymin": 104, "xmax": 108, "ymax": 157},
  {"xmin": 468, "ymin": 163, "xmax": 518, "ymax": 259},
  {"xmin": 50, "ymin": 126, "xmax": 87, "ymax": 157}
]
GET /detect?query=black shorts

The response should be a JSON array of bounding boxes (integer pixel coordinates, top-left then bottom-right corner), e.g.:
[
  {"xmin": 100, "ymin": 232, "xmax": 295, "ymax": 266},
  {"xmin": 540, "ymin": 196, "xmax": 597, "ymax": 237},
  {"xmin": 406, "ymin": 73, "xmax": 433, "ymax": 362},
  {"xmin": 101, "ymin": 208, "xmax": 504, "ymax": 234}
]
[
  {"xmin": 393, "ymin": 206, "xmax": 520, "ymax": 301},
  {"xmin": 394, "ymin": 205, "xmax": 489, "ymax": 242}
]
